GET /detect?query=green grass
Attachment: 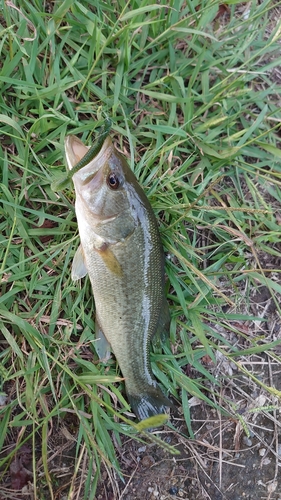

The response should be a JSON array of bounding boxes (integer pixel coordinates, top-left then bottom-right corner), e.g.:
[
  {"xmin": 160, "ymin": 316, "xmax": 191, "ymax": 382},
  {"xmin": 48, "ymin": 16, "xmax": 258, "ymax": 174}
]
[{"xmin": 1, "ymin": 0, "xmax": 281, "ymax": 497}]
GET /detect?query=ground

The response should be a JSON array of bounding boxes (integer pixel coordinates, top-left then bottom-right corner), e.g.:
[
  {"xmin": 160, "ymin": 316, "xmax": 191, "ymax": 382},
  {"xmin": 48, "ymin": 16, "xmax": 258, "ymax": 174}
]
[
  {"xmin": 2, "ymin": 276, "xmax": 280, "ymax": 500},
  {"xmin": 1, "ymin": 1, "xmax": 281, "ymax": 499}
]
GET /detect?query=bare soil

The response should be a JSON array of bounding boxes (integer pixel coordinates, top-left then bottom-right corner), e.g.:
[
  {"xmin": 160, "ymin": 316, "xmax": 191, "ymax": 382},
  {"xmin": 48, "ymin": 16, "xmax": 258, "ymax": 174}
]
[{"xmin": 95, "ymin": 351, "xmax": 281, "ymax": 499}]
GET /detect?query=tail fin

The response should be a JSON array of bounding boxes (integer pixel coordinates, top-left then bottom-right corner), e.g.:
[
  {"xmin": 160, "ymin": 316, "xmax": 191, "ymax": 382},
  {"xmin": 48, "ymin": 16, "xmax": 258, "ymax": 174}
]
[{"xmin": 128, "ymin": 388, "xmax": 172, "ymax": 421}]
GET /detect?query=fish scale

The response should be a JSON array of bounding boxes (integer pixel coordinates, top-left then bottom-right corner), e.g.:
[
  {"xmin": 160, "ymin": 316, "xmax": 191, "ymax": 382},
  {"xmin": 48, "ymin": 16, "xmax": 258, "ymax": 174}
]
[{"xmin": 88, "ymin": 225, "xmax": 161, "ymax": 391}]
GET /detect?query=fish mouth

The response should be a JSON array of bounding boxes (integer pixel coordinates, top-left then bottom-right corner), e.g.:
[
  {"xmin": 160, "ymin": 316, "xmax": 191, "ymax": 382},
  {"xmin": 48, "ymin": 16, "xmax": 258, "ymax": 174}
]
[
  {"xmin": 65, "ymin": 135, "xmax": 112, "ymax": 174},
  {"xmin": 65, "ymin": 136, "xmax": 90, "ymax": 172}
]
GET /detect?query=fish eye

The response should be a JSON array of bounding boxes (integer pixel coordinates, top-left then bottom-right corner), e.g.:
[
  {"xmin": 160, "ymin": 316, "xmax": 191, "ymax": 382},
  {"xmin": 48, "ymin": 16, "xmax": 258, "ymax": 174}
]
[{"xmin": 107, "ymin": 172, "xmax": 120, "ymax": 190}]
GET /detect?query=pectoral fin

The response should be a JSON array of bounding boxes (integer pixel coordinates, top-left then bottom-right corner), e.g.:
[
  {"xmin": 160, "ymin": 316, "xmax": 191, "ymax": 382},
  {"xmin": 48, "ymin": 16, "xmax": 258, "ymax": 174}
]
[
  {"xmin": 72, "ymin": 244, "xmax": 88, "ymax": 281},
  {"xmin": 96, "ymin": 244, "xmax": 123, "ymax": 277}
]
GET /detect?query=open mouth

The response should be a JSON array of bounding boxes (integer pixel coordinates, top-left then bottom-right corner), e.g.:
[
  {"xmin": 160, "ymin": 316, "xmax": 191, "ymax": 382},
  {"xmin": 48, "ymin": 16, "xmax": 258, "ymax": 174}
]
[{"xmin": 65, "ymin": 136, "xmax": 89, "ymax": 171}]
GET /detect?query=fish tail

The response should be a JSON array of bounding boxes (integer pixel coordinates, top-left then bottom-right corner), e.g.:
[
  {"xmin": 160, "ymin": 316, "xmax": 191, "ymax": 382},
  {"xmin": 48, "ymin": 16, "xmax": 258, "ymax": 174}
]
[{"xmin": 128, "ymin": 388, "xmax": 172, "ymax": 421}]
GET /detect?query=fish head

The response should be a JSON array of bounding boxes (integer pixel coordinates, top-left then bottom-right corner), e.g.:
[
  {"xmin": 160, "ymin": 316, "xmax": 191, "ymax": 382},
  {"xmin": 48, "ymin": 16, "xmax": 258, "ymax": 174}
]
[{"xmin": 65, "ymin": 135, "xmax": 138, "ymax": 242}]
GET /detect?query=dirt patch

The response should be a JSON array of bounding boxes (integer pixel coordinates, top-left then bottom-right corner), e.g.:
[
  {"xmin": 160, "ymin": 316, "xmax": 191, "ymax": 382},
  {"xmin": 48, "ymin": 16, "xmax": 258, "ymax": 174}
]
[
  {"xmin": 96, "ymin": 401, "xmax": 281, "ymax": 500},
  {"xmin": 95, "ymin": 360, "xmax": 281, "ymax": 500}
]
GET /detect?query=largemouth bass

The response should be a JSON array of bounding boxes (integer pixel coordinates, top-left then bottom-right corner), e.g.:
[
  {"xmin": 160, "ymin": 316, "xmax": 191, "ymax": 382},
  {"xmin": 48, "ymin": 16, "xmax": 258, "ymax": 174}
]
[{"xmin": 65, "ymin": 134, "xmax": 171, "ymax": 420}]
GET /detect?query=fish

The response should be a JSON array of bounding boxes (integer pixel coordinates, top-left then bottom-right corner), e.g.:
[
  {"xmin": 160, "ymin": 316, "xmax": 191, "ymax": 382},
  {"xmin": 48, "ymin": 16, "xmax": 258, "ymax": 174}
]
[{"xmin": 65, "ymin": 133, "xmax": 171, "ymax": 420}]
